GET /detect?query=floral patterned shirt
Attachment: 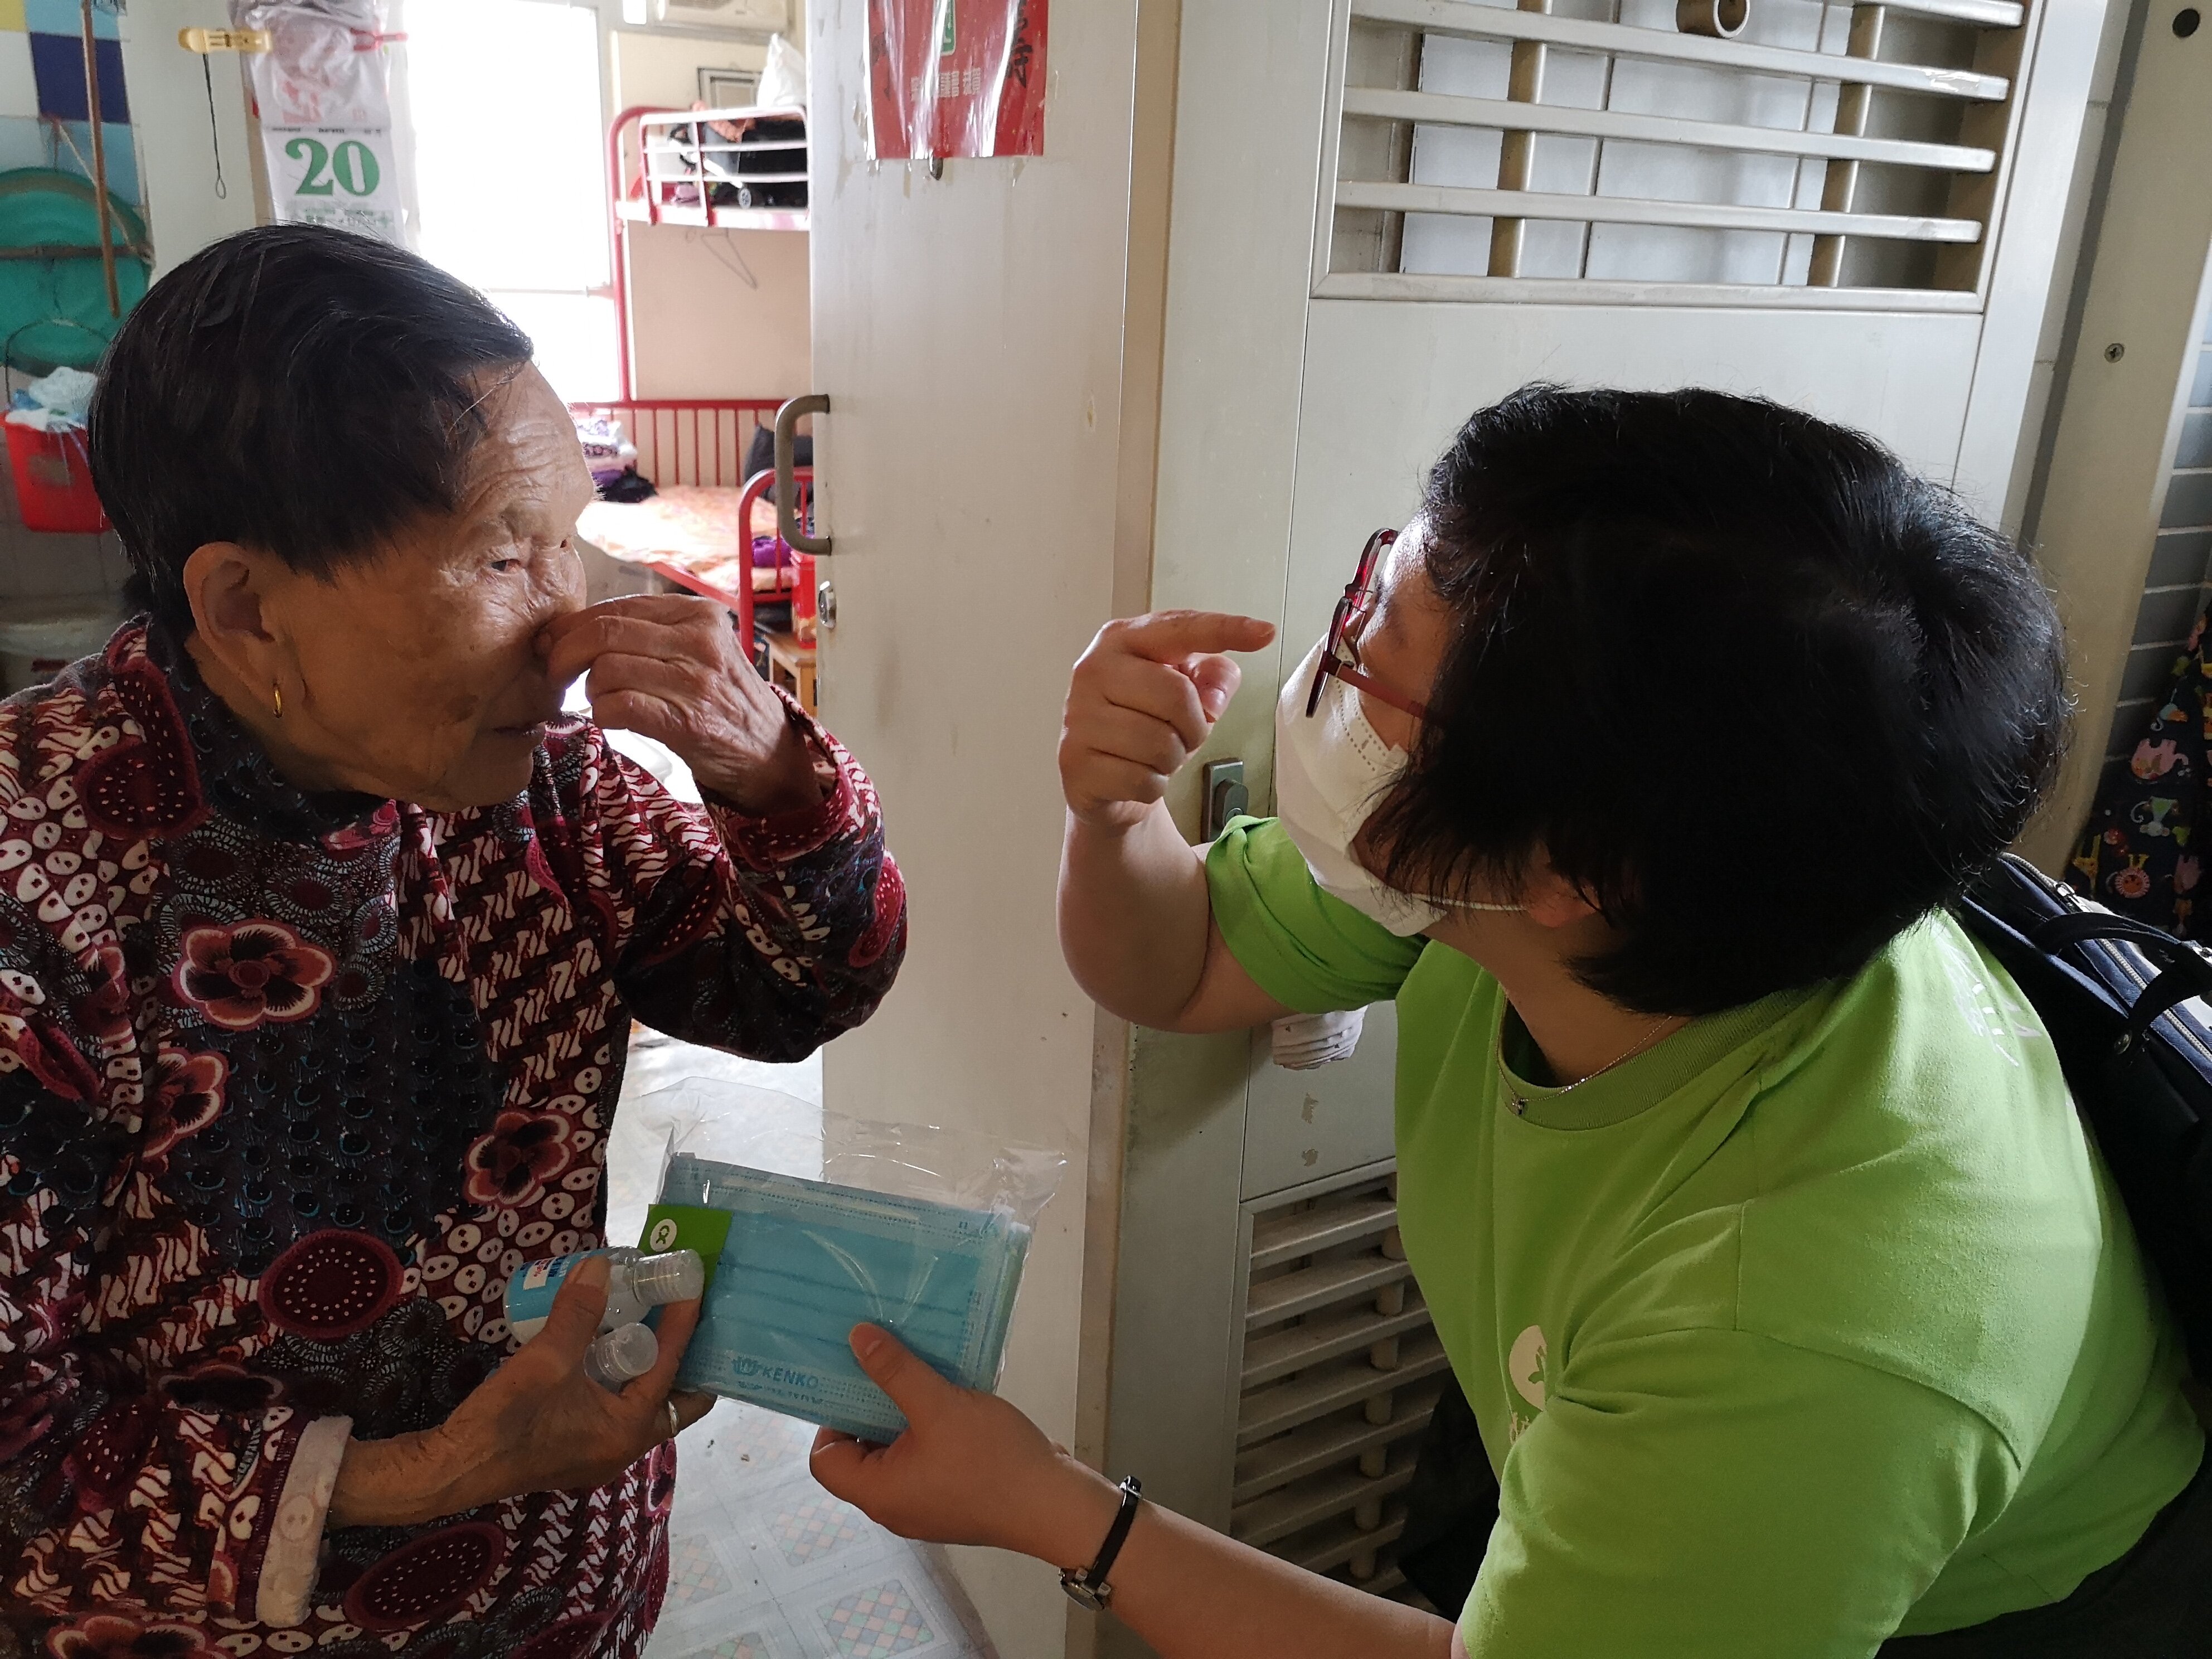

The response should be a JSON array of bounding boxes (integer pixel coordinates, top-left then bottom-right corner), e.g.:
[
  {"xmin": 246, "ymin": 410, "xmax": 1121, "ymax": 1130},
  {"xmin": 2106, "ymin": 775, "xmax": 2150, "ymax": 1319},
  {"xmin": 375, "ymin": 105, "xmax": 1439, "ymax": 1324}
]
[{"xmin": 0, "ymin": 620, "xmax": 906, "ymax": 1659}]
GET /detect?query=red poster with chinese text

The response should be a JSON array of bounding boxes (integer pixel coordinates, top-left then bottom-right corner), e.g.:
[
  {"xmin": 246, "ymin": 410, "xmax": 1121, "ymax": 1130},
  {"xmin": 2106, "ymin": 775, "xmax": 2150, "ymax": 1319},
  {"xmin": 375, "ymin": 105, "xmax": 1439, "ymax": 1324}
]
[{"xmin": 867, "ymin": 0, "xmax": 1047, "ymax": 159}]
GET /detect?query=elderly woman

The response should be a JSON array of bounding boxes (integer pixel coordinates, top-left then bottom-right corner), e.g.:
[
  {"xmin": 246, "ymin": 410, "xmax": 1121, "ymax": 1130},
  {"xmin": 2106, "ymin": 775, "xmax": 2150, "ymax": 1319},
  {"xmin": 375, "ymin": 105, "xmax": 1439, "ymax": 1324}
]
[{"xmin": 0, "ymin": 226, "xmax": 904, "ymax": 1658}]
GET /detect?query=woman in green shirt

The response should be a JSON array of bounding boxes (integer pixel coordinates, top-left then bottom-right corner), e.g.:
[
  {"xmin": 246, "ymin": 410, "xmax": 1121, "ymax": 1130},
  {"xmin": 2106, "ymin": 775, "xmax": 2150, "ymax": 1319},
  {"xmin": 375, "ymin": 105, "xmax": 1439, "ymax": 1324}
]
[{"xmin": 811, "ymin": 386, "xmax": 2209, "ymax": 1657}]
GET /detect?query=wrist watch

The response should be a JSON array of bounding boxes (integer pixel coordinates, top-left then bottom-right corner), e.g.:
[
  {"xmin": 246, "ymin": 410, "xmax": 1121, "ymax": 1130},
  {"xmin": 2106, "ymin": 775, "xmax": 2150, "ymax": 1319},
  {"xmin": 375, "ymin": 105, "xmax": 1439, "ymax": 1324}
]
[{"xmin": 1059, "ymin": 1476, "xmax": 1143, "ymax": 1612}]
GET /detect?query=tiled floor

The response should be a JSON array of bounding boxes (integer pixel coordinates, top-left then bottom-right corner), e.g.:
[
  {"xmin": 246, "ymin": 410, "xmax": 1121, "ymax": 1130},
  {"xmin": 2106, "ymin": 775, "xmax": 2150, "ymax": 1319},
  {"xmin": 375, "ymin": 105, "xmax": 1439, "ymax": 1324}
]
[
  {"xmin": 642, "ymin": 1396, "xmax": 992, "ymax": 1659},
  {"xmin": 605, "ymin": 1030, "xmax": 998, "ymax": 1659}
]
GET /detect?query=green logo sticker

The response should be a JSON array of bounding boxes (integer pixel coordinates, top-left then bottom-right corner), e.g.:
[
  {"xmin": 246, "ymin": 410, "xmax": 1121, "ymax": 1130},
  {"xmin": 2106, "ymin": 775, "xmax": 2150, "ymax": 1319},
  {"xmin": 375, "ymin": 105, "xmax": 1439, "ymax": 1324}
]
[
  {"xmin": 639, "ymin": 1204, "xmax": 734, "ymax": 1293},
  {"xmin": 938, "ymin": 0, "xmax": 957, "ymax": 56}
]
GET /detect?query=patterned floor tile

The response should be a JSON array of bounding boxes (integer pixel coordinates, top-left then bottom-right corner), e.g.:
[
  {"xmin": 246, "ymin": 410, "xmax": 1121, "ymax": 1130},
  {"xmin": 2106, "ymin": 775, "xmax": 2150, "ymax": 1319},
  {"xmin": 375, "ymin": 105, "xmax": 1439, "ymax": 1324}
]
[
  {"xmin": 819, "ymin": 1579, "xmax": 936, "ymax": 1658},
  {"xmin": 697, "ymin": 1401, "xmax": 811, "ymax": 1479},
  {"xmin": 678, "ymin": 1638, "xmax": 770, "ymax": 1659},
  {"xmin": 767, "ymin": 1490, "xmax": 871, "ymax": 1566},
  {"xmin": 667, "ymin": 1533, "xmax": 733, "ymax": 1604}
]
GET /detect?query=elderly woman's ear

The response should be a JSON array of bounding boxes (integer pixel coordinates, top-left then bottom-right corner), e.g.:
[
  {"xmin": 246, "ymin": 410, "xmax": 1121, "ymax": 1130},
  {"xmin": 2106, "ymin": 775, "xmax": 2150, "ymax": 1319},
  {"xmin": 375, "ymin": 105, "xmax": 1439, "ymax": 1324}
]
[{"xmin": 178, "ymin": 539, "xmax": 327, "ymax": 770}]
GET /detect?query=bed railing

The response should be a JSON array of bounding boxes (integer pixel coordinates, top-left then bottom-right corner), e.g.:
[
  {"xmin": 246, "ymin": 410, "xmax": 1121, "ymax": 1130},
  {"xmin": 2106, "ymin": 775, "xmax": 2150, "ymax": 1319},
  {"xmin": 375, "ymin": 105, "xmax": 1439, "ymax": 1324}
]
[{"xmin": 569, "ymin": 399, "xmax": 782, "ymax": 489}]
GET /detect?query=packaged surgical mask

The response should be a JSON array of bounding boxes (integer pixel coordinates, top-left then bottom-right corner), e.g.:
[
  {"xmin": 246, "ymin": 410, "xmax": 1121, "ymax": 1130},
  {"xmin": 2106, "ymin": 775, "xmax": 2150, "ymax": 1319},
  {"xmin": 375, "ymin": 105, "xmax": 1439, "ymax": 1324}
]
[{"xmin": 629, "ymin": 1079, "xmax": 1067, "ymax": 1443}]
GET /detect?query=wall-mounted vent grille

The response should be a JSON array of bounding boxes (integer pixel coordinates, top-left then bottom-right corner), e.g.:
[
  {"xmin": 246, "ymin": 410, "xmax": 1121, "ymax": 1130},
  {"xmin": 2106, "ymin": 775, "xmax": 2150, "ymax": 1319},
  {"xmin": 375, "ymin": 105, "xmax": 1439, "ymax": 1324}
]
[
  {"xmin": 1232, "ymin": 1166, "xmax": 1445, "ymax": 1601},
  {"xmin": 1322, "ymin": 0, "xmax": 2038, "ymax": 306}
]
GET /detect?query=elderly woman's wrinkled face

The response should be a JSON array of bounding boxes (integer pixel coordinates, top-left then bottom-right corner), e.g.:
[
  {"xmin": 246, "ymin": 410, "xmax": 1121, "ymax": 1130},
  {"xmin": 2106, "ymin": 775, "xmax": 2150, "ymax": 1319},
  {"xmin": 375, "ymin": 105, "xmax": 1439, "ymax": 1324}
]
[{"xmin": 195, "ymin": 367, "xmax": 592, "ymax": 812}]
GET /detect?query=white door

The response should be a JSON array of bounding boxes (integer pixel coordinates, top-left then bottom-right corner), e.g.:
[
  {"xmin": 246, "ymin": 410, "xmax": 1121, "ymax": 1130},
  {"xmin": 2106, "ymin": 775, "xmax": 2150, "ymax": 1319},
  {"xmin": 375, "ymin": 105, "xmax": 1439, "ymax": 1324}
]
[
  {"xmin": 1154, "ymin": 0, "xmax": 2116, "ymax": 818},
  {"xmin": 802, "ymin": 6, "xmax": 1168, "ymax": 1656}
]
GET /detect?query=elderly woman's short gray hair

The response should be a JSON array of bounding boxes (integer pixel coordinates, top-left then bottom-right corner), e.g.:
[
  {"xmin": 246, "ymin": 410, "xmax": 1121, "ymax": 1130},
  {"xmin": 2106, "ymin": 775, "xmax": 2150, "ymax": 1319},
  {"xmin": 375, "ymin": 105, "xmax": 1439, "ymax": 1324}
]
[{"xmin": 88, "ymin": 223, "xmax": 535, "ymax": 623}]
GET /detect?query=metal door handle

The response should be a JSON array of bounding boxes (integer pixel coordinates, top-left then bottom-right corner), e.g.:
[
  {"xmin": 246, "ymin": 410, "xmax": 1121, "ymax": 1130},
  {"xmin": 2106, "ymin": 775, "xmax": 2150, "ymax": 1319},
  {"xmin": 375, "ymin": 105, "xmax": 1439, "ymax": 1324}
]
[{"xmin": 775, "ymin": 394, "xmax": 830, "ymax": 555}]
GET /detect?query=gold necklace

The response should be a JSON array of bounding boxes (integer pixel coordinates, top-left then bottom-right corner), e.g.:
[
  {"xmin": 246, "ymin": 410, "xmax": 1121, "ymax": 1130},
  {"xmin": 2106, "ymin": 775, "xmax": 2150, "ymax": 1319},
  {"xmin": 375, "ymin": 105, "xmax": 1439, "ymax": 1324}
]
[{"xmin": 1497, "ymin": 1016, "xmax": 1675, "ymax": 1117}]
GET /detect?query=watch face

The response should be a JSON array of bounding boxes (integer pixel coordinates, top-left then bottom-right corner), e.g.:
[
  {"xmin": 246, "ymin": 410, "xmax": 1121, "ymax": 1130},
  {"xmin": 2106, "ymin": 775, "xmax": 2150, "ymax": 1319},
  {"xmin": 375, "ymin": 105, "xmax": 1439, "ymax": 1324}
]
[{"xmin": 1060, "ymin": 1576, "xmax": 1108, "ymax": 1613}]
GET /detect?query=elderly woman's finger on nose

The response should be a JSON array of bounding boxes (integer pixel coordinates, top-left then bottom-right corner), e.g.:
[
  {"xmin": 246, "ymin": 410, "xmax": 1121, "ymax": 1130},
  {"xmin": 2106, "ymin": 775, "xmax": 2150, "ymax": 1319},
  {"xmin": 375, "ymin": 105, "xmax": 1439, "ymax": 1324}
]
[
  {"xmin": 540, "ymin": 594, "xmax": 737, "ymax": 664},
  {"xmin": 542, "ymin": 609, "xmax": 714, "ymax": 687}
]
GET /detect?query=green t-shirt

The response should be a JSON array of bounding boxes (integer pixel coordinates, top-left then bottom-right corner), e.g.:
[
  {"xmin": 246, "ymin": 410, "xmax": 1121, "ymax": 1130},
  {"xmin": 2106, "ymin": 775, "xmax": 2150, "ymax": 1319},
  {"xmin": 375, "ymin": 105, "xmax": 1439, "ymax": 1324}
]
[{"xmin": 1209, "ymin": 817, "xmax": 2204, "ymax": 1658}]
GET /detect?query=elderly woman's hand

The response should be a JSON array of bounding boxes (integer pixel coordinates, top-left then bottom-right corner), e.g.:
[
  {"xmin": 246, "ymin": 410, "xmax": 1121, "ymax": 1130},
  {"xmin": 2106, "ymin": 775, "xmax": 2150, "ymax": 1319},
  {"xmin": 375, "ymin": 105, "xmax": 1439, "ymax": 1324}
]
[
  {"xmin": 541, "ymin": 595, "xmax": 826, "ymax": 816},
  {"xmin": 328, "ymin": 1255, "xmax": 715, "ymax": 1528}
]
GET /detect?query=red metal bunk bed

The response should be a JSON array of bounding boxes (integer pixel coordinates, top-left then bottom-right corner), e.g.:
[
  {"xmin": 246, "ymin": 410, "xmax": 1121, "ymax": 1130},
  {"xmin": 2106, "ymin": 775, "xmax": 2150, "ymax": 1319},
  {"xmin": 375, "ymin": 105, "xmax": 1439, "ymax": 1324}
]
[
  {"xmin": 569, "ymin": 397, "xmax": 817, "ymax": 689},
  {"xmin": 572, "ymin": 103, "xmax": 819, "ymax": 702}
]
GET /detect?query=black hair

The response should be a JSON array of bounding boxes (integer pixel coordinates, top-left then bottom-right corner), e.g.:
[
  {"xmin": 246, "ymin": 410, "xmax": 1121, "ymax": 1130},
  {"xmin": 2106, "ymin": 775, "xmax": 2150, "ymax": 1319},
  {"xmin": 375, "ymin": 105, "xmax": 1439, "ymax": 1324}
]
[
  {"xmin": 88, "ymin": 223, "xmax": 535, "ymax": 624},
  {"xmin": 1367, "ymin": 384, "xmax": 2069, "ymax": 1016}
]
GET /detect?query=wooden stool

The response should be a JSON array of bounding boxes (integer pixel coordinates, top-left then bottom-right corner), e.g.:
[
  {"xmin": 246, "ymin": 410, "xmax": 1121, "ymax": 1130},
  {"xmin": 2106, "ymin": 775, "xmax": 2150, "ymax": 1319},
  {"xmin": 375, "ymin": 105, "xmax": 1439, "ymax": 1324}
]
[{"xmin": 763, "ymin": 629, "xmax": 817, "ymax": 716}]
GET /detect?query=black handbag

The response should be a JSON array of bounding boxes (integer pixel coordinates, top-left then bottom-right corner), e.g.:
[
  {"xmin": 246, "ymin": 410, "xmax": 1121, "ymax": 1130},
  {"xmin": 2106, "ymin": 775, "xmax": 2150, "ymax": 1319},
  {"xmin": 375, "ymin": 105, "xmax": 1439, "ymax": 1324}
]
[{"xmin": 1956, "ymin": 854, "xmax": 2212, "ymax": 1379}]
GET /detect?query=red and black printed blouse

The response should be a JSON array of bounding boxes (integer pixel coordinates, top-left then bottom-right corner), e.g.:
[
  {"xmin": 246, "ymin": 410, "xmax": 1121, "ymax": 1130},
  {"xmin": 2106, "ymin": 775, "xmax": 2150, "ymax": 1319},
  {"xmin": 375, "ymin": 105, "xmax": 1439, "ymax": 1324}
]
[{"xmin": 0, "ymin": 619, "xmax": 906, "ymax": 1659}]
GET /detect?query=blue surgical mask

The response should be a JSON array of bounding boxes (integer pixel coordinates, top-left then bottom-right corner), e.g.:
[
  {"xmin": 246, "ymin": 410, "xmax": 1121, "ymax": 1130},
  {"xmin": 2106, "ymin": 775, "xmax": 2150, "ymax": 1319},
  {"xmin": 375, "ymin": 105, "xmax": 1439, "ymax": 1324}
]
[{"xmin": 654, "ymin": 1153, "xmax": 1031, "ymax": 1442}]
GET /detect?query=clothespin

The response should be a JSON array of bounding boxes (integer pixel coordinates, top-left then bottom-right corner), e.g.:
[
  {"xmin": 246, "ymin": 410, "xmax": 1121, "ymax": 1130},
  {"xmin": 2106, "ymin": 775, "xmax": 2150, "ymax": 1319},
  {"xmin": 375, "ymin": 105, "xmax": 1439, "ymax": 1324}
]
[{"xmin": 178, "ymin": 27, "xmax": 272, "ymax": 53}]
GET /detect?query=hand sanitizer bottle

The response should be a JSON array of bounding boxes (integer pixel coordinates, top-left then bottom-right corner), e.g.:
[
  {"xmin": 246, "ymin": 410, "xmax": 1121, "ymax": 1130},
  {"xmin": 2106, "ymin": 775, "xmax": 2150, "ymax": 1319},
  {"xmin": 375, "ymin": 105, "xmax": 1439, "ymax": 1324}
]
[
  {"xmin": 506, "ymin": 1246, "xmax": 705, "ymax": 1341},
  {"xmin": 583, "ymin": 1322, "xmax": 660, "ymax": 1392}
]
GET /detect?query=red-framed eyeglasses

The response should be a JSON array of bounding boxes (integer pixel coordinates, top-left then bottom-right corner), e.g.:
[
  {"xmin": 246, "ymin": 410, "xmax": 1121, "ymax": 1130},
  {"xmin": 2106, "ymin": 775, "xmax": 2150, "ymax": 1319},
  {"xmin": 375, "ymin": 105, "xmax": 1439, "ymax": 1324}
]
[{"xmin": 1306, "ymin": 528, "xmax": 1431, "ymax": 722}]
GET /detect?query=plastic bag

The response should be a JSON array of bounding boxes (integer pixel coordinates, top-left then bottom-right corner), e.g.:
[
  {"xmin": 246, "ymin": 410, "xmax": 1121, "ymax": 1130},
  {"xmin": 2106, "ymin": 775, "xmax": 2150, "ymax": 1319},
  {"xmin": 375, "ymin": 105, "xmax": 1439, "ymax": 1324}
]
[
  {"xmin": 571, "ymin": 412, "xmax": 637, "ymax": 488},
  {"xmin": 6, "ymin": 366, "xmax": 96, "ymax": 432},
  {"xmin": 632, "ymin": 1078, "xmax": 1064, "ymax": 1441},
  {"xmin": 1270, "ymin": 1007, "xmax": 1365, "ymax": 1070}
]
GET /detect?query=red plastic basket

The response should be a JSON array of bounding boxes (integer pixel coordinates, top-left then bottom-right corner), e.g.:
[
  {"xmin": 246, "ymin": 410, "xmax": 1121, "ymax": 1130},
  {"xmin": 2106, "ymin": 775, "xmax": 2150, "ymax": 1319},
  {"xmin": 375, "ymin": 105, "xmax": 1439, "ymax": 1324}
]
[{"xmin": 5, "ymin": 424, "xmax": 108, "ymax": 533}]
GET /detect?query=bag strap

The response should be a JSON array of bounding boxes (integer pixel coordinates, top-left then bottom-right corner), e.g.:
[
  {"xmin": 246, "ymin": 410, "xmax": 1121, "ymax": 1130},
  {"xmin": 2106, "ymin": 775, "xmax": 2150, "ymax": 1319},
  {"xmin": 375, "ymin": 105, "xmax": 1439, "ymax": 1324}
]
[
  {"xmin": 2029, "ymin": 910, "xmax": 2206, "ymax": 957},
  {"xmin": 2117, "ymin": 961, "xmax": 2212, "ymax": 1053},
  {"xmin": 1998, "ymin": 900, "xmax": 2212, "ymax": 1055}
]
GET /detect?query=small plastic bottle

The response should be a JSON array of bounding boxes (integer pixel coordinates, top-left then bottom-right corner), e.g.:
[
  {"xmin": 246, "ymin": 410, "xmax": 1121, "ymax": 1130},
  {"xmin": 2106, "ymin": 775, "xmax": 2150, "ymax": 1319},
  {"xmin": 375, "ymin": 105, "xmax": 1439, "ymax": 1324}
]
[
  {"xmin": 583, "ymin": 1322, "xmax": 659, "ymax": 1392},
  {"xmin": 506, "ymin": 1246, "xmax": 705, "ymax": 1341}
]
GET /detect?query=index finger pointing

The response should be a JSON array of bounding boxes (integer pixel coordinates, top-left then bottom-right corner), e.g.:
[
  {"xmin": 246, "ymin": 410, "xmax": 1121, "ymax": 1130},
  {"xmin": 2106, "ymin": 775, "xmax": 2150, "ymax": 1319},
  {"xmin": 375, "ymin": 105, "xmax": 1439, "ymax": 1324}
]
[{"xmin": 1107, "ymin": 611, "xmax": 1277, "ymax": 663}]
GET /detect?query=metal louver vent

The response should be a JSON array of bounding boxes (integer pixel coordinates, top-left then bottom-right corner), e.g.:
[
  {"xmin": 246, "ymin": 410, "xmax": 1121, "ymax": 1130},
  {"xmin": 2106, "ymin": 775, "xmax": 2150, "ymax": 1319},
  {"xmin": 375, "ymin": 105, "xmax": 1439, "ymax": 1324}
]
[
  {"xmin": 1231, "ymin": 1164, "xmax": 1445, "ymax": 1601},
  {"xmin": 1321, "ymin": 0, "xmax": 2038, "ymax": 305}
]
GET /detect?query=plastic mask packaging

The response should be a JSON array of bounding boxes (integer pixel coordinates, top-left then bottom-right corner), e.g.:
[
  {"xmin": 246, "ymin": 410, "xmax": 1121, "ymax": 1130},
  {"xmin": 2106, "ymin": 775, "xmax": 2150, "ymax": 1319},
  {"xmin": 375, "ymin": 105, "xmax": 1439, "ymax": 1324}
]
[
  {"xmin": 648, "ymin": 1154, "xmax": 1033, "ymax": 1442},
  {"xmin": 623, "ymin": 1081, "xmax": 1068, "ymax": 1445}
]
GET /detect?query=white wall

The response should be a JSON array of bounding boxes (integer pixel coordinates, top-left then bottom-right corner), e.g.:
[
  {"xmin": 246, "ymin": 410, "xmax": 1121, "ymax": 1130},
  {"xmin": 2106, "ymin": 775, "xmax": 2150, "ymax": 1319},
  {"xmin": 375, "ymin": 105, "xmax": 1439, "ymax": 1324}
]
[
  {"xmin": 118, "ymin": 0, "xmax": 259, "ymax": 281},
  {"xmin": 608, "ymin": 27, "xmax": 767, "ymax": 109},
  {"xmin": 2019, "ymin": 2, "xmax": 2212, "ymax": 867},
  {"xmin": 626, "ymin": 226, "xmax": 810, "ymax": 398}
]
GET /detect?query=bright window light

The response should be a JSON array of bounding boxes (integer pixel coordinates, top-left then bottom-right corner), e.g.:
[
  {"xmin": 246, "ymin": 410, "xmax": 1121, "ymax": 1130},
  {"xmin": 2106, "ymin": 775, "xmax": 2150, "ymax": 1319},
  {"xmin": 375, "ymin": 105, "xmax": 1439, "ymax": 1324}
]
[{"xmin": 404, "ymin": 0, "xmax": 618, "ymax": 400}]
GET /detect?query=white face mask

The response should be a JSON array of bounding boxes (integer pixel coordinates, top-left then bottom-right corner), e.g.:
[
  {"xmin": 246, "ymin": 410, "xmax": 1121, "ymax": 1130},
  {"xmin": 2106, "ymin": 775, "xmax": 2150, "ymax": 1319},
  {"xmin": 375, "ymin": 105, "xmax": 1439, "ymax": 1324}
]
[{"xmin": 1273, "ymin": 640, "xmax": 1520, "ymax": 936}]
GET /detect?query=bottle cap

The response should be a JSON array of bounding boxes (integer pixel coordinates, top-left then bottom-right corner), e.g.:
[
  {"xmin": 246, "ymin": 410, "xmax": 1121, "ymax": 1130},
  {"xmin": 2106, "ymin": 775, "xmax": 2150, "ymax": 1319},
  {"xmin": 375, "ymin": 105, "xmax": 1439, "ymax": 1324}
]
[
  {"xmin": 587, "ymin": 1322, "xmax": 659, "ymax": 1388},
  {"xmin": 630, "ymin": 1248, "xmax": 705, "ymax": 1306}
]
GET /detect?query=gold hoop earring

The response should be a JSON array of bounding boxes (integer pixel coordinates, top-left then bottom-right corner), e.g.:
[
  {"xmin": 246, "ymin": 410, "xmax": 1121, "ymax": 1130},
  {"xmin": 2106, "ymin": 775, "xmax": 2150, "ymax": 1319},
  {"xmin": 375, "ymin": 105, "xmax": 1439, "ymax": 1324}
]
[{"xmin": 271, "ymin": 683, "xmax": 284, "ymax": 719}]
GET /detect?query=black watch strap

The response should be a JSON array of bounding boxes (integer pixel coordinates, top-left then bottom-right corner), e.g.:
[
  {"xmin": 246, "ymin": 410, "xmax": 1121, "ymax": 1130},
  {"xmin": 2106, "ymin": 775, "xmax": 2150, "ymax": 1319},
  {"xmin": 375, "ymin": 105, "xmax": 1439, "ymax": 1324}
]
[{"xmin": 1060, "ymin": 1476, "xmax": 1143, "ymax": 1612}]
